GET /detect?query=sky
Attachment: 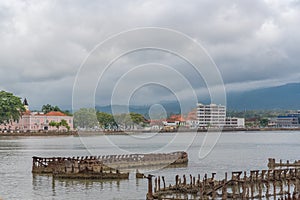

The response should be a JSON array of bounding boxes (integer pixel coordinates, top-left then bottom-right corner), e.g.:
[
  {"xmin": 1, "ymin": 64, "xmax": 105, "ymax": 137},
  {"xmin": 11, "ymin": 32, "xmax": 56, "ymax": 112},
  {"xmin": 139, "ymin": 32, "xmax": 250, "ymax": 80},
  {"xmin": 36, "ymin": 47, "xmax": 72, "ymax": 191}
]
[{"xmin": 0, "ymin": 0, "xmax": 300, "ymax": 110}]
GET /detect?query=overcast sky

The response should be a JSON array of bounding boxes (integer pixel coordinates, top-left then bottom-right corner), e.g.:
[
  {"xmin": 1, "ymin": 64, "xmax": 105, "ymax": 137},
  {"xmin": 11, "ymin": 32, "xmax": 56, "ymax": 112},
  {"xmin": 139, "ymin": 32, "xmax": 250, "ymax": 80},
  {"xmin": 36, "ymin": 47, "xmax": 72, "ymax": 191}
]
[{"xmin": 0, "ymin": 0, "xmax": 300, "ymax": 110}]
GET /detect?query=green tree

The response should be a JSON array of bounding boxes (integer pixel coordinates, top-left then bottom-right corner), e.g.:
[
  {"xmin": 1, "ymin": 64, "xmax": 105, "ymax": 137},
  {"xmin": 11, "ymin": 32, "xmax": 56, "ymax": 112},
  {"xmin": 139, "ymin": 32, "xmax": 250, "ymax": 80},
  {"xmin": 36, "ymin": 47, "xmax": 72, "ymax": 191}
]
[
  {"xmin": 41, "ymin": 104, "xmax": 72, "ymax": 116},
  {"xmin": 113, "ymin": 112, "xmax": 147, "ymax": 130},
  {"xmin": 59, "ymin": 119, "xmax": 70, "ymax": 131},
  {"xmin": 62, "ymin": 110, "xmax": 73, "ymax": 116},
  {"xmin": 42, "ymin": 104, "xmax": 55, "ymax": 113},
  {"xmin": 49, "ymin": 121, "xmax": 59, "ymax": 130},
  {"xmin": 260, "ymin": 118, "xmax": 269, "ymax": 127},
  {"xmin": 0, "ymin": 91, "xmax": 25, "ymax": 125},
  {"xmin": 97, "ymin": 112, "xmax": 117, "ymax": 130},
  {"xmin": 49, "ymin": 120, "xmax": 70, "ymax": 131},
  {"xmin": 41, "ymin": 104, "xmax": 62, "ymax": 114},
  {"xmin": 73, "ymin": 108, "xmax": 99, "ymax": 128},
  {"xmin": 130, "ymin": 112, "xmax": 146, "ymax": 125}
]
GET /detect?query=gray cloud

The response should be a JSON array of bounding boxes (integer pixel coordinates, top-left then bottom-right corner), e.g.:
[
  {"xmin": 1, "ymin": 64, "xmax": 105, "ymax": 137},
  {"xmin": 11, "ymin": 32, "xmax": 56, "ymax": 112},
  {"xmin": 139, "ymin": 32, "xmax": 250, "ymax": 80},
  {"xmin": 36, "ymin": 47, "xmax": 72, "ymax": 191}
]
[{"xmin": 0, "ymin": 0, "xmax": 299, "ymax": 109}]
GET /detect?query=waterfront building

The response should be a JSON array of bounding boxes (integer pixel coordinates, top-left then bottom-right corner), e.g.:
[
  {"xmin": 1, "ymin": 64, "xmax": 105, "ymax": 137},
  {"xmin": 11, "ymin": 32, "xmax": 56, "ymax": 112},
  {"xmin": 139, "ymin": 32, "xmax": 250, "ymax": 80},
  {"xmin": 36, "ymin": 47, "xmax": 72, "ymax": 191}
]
[
  {"xmin": 270, "ymin": 110, "xmax": 300, "ymax": 128},
  {"xmin": 197, "ymin": 103, "xmax": 226, "ymax": 128},
  {"xmin": 274, "ymin": 115, "xmax": 299, "ymax": 128},
  {"xmin": 162, "ymin": 114, "xmax": 186, "ymax": 127},
  {"xmin": 225, "ymin": 117, "xmax": 245, "ymax": 128},
  {"xmin": 185, "ymin": 108, "xmax": 199, "ymax": 129},
  {"xmin": 148, "ymin": 119, "xmax": 164, "ymax": 130},
  {"xmin": 0, "ymin": 99, "xmax": 73, "ymax": 132}
]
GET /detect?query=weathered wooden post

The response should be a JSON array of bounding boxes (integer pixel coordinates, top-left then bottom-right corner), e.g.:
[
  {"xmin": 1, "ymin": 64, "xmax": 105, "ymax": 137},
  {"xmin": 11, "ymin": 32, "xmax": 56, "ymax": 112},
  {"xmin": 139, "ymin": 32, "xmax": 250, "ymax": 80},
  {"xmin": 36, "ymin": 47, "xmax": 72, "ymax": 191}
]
[
  {"xmin": 273, "ymin": 179, "xmax": 277, "ymax": 200},
  {"xmin": 162, "ymin": 176, "xmax": 166, "ymax": 190},
  {"xmin": 197, "ymin": 174, "xmax": 200, "ymax": 187},
  {"xmin": 266, "ymin": 179, "xmax": 270, "ymax": 198},
  {"xmin": 250, "ymin": 174, "xmax": 254, "ymax": 199},
  {"xmin": 279, "ymin": 180, "xmax": 283, "ymax": 196},
  {"xmin": 146, "ymin": 174, "xmax": 154, "ymax": 200},
  {"xmin": 267, "ymin": 170, "xmax": 271, "ymax": 180},
  {"xmin": 183, "ymin": 174, "xmax": 186, "ymax": 186},
  {"xmin": 154, "ymin": 177, "xmax": 157, "ymax": 193},
  {"xmin": 204, "ymin": 173, "xmax": 207, "ymax": 186},
  {"xmin": 258, "ymin": 181, "xmax": 262, "ymax": 198},
  {"xmin": 222, "ymin": 183, "xmax": 227, "ymax": 200},
  {"xmin": 268, "ymin": 158, "xmax": 275, "ymax": 169},
  {"xmin": 211, "ymin": 181, "xmax": 216, "ymax": 199},
  {"xmin": 287, "ymin": 178, "xmax": 291, "ymax": 195},
  {"xmin": 232, "ymin": 180, "xmax": 236, "ymax": 198},
  {"xmin": 199, "ymin": 182, "xmax": 203, "ymax": 199},
  {"xmin": 158, "ymin": 176, "xmax": 161, "ymax": 191},
  {"xmin": 242, "ymin": 171, "xmax": 247, "ymax": 198},
  {"xmin": 262, "ymin": 170, "xmax": 266, "ymax": 180},
  {"xmin": 212, "ymin": 172, "xmax": 216, "ymax": 181}
]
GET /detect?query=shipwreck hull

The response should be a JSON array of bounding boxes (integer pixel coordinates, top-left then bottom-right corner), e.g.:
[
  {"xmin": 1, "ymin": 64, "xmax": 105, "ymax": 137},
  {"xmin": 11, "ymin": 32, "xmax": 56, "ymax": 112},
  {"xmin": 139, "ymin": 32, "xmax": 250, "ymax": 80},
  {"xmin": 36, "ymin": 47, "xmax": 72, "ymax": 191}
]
[
  {"xmin": 32, "ymin": 151, "xmax": 188, "ymax": 180},
  {"xmin": 32, "ymin": 151, "xmax": 188, "ymax": 174},
  {"xmin": 53, "ymin": 172, "xmax": 129, "ymax": 180}
]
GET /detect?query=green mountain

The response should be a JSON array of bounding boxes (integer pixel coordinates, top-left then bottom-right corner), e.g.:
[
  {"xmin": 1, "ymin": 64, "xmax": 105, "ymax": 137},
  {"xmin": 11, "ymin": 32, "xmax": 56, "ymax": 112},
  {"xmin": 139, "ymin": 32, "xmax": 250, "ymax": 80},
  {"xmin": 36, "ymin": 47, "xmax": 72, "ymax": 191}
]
[{"xmin": 227, "ymin": 83, "xmax": 300, "ymax": 110}]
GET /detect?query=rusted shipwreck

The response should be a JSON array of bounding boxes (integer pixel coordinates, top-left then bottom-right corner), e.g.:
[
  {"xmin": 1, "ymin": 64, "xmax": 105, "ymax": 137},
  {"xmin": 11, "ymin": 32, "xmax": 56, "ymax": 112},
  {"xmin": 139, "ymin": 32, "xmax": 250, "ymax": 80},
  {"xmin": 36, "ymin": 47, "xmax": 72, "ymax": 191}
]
[
  {"xmin": 32, "ymin": 151, "xmax": 188, "ymax": 179},
  {"xmin": 32, "ymin": 156, "xmax": 129, "ymax": 179}
]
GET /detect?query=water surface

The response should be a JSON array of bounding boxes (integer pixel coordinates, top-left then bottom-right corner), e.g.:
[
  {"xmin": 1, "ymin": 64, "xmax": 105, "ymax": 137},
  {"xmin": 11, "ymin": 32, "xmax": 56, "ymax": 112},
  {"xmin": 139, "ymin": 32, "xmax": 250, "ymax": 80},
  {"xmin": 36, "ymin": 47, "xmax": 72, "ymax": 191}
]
[{"xmin": 0, "ymin": 131, "xmax": 299, "ymax": 199}]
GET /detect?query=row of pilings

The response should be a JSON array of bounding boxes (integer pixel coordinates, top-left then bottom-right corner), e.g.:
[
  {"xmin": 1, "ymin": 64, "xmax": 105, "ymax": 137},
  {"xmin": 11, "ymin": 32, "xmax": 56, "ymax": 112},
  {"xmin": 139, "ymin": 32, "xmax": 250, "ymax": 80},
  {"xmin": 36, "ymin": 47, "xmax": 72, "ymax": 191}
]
[{"xmin": 146, "ymin": 168, "xmax": 300, "ymax": 199}]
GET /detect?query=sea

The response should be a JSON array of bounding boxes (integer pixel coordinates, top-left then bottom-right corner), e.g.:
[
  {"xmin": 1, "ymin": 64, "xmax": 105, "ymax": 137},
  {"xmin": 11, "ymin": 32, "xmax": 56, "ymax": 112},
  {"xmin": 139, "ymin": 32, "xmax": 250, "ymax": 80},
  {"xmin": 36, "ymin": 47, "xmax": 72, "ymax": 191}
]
[{"xmin": 0, "ymin": 131, "xmax": 299, "ymax": 199}]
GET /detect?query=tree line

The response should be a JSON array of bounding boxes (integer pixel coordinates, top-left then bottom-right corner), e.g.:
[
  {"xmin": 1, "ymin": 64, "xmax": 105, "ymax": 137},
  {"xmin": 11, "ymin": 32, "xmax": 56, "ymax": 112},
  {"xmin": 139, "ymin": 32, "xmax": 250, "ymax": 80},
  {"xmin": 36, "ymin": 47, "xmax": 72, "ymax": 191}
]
[
  {"xmin": 73, "ymin": 108, "xmax": 148, "ymax": 130},
  {"xmin": 0, "ymin": 90, "xmax": 147, "ymax": 131}
]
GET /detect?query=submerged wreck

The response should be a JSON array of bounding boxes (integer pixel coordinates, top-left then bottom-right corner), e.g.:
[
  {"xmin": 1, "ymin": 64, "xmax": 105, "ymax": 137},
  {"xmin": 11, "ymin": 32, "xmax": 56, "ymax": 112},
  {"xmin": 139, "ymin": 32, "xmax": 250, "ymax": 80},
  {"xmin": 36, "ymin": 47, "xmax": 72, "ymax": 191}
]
[{"xmin": 32, "ymin": 151, "xmax": 188, "ymax": 180}]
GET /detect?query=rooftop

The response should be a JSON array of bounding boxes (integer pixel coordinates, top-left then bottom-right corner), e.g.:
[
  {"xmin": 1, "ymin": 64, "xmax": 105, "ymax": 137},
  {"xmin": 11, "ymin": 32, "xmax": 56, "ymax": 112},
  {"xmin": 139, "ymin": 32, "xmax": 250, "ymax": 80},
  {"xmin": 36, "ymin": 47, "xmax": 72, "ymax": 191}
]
[{"xmin": 45, "ymin": 111, "xmax": 67, "ymax": 116}]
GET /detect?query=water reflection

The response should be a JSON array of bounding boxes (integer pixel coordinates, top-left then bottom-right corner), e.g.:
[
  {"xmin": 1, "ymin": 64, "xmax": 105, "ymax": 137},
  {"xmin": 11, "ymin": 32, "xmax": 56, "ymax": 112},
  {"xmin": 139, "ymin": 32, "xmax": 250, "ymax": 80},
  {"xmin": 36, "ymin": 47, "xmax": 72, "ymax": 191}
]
[{"xmin": 32, "ymin": 174, "xmax": 126, "ymax": 197}]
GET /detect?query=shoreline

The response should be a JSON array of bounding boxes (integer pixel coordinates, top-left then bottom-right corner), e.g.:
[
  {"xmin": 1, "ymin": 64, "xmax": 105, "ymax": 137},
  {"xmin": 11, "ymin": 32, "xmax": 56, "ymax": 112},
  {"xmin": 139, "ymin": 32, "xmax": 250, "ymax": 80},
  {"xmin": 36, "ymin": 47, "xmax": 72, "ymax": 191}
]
[
  {"xmin": 0, "ymin": 131, "xmax": 78, "ymax": 137},
  {"xmin": 0, "ymin": 127, "xmax": 299, "ymax": 137}
]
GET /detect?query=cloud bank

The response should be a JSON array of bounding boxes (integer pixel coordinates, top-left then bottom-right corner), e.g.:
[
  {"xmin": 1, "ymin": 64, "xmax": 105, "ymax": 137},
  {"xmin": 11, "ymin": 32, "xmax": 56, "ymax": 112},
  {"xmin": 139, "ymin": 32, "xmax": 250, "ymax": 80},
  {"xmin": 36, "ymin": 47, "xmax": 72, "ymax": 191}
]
[{"xmin": 0, "ymin": 0, "xmax": 299, "ymax": 109}]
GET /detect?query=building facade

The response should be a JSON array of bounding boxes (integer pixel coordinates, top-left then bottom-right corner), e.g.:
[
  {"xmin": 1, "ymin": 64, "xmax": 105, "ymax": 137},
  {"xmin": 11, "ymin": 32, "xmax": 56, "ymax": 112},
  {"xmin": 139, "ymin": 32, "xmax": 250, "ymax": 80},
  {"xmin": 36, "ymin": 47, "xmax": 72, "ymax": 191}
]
[
  {"xmin": 274, "ymin": 116, "xmax": 299, "ymax": 128},
  {"xmin": 197, "ymin": 103, "xmax": 226, "ymax": 128},
  {"xmin": 0, "ymin": 99, "xmax": 73, "ymax": 132},
  {"xmin": 225, "ymin": 117, "xmax": 245, "ymax": 128}
]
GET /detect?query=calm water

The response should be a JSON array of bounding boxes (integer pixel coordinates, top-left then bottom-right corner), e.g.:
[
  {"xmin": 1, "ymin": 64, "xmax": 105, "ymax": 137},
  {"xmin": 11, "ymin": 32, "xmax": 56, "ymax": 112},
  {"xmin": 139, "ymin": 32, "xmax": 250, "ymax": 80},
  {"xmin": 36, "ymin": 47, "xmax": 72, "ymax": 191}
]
[{"xmin": 0, "ymin": 131, "xmax": 299, "ymax": 200}]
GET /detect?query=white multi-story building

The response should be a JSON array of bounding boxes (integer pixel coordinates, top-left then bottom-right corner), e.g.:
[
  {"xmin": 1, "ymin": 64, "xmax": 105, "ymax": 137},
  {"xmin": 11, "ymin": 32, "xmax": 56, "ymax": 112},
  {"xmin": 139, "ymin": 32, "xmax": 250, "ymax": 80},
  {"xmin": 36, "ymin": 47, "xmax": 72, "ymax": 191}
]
[
  {"xmin": 225, "ymin": 117, "xmax": 245, "ymax": 128},
  {"xmin": 197, "ymin": 103, "xmax": 226, "ymax": 128}
]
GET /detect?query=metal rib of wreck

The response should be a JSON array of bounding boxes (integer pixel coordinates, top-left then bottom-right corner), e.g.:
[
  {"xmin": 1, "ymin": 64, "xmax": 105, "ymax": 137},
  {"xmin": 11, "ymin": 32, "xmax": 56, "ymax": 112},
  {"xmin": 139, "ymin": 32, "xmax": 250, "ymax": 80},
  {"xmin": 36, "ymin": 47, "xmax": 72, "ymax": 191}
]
[{"xmin": 32, "ymin": 151, "xmax": 188, "ymax": 179}]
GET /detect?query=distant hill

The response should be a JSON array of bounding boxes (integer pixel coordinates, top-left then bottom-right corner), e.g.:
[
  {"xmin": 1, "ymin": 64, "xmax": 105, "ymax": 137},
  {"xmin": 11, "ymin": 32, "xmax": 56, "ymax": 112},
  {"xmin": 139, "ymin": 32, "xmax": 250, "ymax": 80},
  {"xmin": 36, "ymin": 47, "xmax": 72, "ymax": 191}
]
[
  {"xmin": 95, "ymin": 83, "xmax": 300, "ymax": 114},
  {"xmin": 227, "ymin": 83, "xmax": 300, "ymax": 110},
  {"xmin": 96, "ymin": 101, "xmax": 182, "ymax": 117}
]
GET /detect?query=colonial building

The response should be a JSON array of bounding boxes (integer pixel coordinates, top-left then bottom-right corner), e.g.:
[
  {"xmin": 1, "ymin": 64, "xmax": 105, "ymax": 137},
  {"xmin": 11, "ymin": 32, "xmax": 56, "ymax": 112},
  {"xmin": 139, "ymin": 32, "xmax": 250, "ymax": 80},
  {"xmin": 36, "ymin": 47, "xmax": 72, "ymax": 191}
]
[{"xmin": 0, "ymin": 99, "xmax": 73, "ymax": 132}]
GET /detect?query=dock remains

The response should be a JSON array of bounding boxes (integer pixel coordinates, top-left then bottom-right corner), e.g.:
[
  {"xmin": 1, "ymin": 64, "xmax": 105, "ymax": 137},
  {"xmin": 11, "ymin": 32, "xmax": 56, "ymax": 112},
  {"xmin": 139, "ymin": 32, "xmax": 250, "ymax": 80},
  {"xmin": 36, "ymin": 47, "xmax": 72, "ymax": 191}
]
[
  {"xmin": 268, "ymin": 158, "xmax": 300, "ymax": 169},
  {"xmin": 146, "ymin": 160, "xmax": 300, "ymax": 199}
]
